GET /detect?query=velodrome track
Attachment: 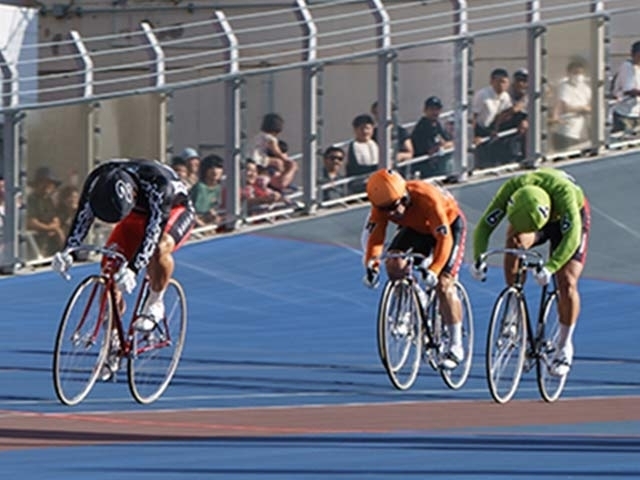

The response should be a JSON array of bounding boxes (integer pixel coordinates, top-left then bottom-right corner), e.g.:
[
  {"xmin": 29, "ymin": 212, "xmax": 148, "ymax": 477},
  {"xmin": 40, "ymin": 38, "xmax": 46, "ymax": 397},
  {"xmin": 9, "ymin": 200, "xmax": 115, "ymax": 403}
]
[{"xmin": 0, "ymin": 154, "xmax": 639, "ymax": 479}]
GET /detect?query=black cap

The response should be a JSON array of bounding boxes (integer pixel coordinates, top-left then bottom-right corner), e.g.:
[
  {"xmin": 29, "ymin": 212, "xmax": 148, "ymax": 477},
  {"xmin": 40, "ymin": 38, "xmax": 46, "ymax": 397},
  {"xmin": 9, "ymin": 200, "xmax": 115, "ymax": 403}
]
[
  {"xmin": 424, "ymin": 96, "xmax": 443, "ymax": 109},
  {"xmin": 514, "ymin": 68, "xmax": 528, "ymax": 80}
]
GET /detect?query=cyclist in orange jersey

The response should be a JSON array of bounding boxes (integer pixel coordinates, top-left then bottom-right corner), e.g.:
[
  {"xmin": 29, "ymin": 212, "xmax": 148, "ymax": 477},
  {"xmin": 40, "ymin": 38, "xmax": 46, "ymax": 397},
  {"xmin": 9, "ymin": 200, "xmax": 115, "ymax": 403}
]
[{"xmin": 361, "ymin": 169, "xmax": 467, "ymax": 369}]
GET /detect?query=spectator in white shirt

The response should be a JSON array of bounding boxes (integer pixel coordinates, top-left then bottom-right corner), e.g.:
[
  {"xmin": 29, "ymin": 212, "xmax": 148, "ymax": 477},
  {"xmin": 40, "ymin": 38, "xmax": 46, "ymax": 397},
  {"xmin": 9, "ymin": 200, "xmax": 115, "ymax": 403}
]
[
  {"xmin": 472, "ymin": 68, "xmax": 513, "ymax": 143},
  {"xmin": 612, "ymin": 41, "xmax": 640, "ymax": 134},
  {"xmin": 551, "ymin": 57, "xmax": 592, "ymax": 151}
]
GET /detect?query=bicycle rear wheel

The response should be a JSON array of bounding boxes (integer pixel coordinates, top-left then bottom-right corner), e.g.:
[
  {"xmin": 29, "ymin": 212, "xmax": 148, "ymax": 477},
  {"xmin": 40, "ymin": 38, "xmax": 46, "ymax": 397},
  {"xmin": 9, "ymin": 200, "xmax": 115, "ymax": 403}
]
[
  {"xmin": 486, "ymin": 287, "xmax": 527, "ymax": 404},
  {"xmin": 440, "ymin": 281, "xmax": 474, "ymax": 390},
  {"xmin": 128, "ymin": 278, "xmax": 187, "ymax": 404},
  {"xmin": 377, "ymin": 279, "xmax": 423, "ymax": 390},
  {"xmin": 537, "ymin": 291, "xmax": 568, "ymax": 402},
  {"xmin": 53, "ymin": 275, "xmax": 113, "ymax": 406}
]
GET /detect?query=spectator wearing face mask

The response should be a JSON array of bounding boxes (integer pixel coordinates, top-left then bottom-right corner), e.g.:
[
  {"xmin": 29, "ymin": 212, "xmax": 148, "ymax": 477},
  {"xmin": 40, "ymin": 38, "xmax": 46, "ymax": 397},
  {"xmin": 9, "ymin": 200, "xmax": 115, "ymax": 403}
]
[{"xmin": 551, "ymin": 57, "xmax": 592, "ymax": 151}]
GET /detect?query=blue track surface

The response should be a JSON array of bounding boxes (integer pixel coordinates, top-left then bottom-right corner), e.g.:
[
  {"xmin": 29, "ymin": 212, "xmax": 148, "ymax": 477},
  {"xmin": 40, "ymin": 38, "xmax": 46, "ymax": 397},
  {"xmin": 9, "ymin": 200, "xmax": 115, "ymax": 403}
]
[{"xmin": 1, "ymin": 232, "xmax": 639, "ymax": 478}]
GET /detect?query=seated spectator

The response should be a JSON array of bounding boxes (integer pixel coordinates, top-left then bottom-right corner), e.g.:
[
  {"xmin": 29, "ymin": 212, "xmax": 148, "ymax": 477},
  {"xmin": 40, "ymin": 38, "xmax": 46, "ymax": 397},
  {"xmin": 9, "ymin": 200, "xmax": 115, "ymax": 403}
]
[
  {"xmin": 370, "ymin": 101, "xmax": 414, "ymax": 163},
  {"xmin": 410, "ymin": 96, "xmax": 454, "ymax": 178},
  {"xmin": 57, "ymin": 184, "xmax": 80, "ymax": 235},
  {"xmin": 265, "ymin": 139, "xmax": 298, "ymax": 193},
  {"xmin": 319, "ymin": 146, "xmax": 348, "ymax": 201},
  {"xmin": 550, "ymin": 57, "xmax": 592, "ymax": 151},
  {"xmin": 190, "ymin": 154, "xmax": 225, "ymax": 229},
  {"xmin": 170, "ymin": 155, "xmax": 189, "ymax": 185},
  {"xmin": 26, "ymin": 166, "xmax": 65, "ymax": 256},
  {"xmin": 241, "ymin": 159, "xmax": 282, "ymax": 214},
  {"xmin": 180, "ymin": 147, "xmax": 200, "ymax": 189},
  {"xmin": 249, "ymin": 113, "xmax": 297, "ymax": 175},
  {"xmin": 346, "ymin": 113, "xmax": 379, "ymax": 193},
  {"xmin": 611, "ymin": 40, "xmax": 640, "ymax": 134},
  {"xmin": 472, "ymin": 68, "xmax": 521, "ymax": 168}
]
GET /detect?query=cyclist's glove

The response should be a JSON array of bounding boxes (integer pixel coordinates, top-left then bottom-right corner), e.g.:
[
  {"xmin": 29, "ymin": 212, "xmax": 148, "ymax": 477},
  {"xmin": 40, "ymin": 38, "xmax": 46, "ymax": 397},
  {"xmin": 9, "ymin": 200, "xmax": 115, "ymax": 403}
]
[
  {"xmin": 363, "ymin": 260, "xmax": 380, "ymax": 289},
  {"xmin": 52, "ymin": 250, "xmax": 73, "ymax": 277},
  {"xmin": 534, "ymin": 266, "xmax": 552, "ymax": 286},
  {"xmin": 470, "ymin": 259, "xmax": 487, "ymax": 282},
  {"xmin": 416, "ymin": 260, "xmax": 438, "ymax": 288},
  {"xmin": 114, "ymin": 265, "xmax": 137, "ymax": 294}
]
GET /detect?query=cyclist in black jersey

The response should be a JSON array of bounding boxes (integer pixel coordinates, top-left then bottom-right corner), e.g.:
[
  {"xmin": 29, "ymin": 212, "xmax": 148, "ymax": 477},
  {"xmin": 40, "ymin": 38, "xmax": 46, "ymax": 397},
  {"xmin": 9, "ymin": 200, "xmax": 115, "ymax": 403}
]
[{"xmin": 52, "ymin": 158, "xmax": 195, "ymax": 334}]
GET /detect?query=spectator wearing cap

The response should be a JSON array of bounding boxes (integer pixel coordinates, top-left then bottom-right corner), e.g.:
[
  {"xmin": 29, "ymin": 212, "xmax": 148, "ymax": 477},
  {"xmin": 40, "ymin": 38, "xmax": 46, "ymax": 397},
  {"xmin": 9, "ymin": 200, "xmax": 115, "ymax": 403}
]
[
  {"xmin": 190, "ymin": 154, "xmax": 225, "ymax": 229},
  {"xmin": 611, "ymin": 40, "xmax": 640, "ymax": 134},
  {"xmin": 370, "ymin": 101, "xmax": 414, "ymax": 163},
  {"xmin": 410, "ymin": 96, "xmax": 454, "ymax": 178},
  {"xmin": 26, "ymin": 166, "xmax": 66, "ymax": 256},
  {"xmin": 181, "ymin": 147, "xmax": 200, "ymax": 189}
]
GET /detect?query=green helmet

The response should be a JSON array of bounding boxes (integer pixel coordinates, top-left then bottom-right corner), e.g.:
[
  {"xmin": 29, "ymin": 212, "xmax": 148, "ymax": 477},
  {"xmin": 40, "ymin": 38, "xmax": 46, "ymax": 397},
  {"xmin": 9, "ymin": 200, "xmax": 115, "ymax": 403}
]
[{"xmin": 506, "ymin": 185, "xmax": 551, "ymax": 233}]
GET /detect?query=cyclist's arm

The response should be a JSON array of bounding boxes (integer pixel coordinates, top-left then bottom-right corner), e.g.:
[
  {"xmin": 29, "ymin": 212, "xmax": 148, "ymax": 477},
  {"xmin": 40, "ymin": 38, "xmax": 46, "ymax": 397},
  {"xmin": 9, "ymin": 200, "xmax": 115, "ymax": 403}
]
[
  {"xmin": 363, "ymin": 209, "xmax": 387, "ymax": 267},
  {"xmin": 545, "ymin": 200, "xmax": 582, "ymax": 273},
  {"xmin": 473, "ymin": 179, "xmax": 519, "ymax": 261},
  {"xmin": 427, "ymin": 204, "xmax": 453, "ymax": 275},
  {"xmin": 130, "ymin": 179, "xmax": 170, "ymax": 274},
  {"xmin": 64, "ymin": 167, "xmax": 109, "ymax": 249}
]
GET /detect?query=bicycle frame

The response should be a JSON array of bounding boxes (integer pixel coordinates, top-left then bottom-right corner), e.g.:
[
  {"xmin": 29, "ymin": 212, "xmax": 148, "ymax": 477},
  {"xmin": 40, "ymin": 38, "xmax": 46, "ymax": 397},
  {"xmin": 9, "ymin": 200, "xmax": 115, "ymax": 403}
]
[{"xmin": 509, "ymin": 254, "xmax": 558, "ymax": 366}]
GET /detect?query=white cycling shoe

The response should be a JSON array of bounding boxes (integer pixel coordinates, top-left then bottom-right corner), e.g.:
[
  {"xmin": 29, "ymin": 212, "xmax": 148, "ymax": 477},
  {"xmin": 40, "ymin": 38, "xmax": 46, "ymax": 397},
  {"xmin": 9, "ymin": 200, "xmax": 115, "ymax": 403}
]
[
  {"xmin": 441, "ymin": 343, "xmax": 464, "ymax": 370},
  {"xmin": 550, "ymin": 343, "xmax": 573, "ymax": 377},
  {"xmin": 133, "ymin": 301, "xmax": 165, "ymax": 332}
]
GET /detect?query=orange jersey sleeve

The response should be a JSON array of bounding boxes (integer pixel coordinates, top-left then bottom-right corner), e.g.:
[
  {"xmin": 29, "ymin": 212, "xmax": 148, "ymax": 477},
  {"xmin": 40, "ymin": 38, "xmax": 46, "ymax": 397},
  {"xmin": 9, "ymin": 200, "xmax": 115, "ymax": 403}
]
[{"xmin": 363, "ymin": 208, "xmax": 388, "ymax": 266}]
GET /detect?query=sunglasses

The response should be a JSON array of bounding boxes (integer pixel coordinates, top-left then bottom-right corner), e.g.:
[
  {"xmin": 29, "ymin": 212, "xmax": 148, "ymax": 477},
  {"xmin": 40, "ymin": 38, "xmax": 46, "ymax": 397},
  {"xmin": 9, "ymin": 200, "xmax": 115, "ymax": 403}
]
[{"xmin": 378, "ymin": 195, "xmax": 408, "ymax": 212}]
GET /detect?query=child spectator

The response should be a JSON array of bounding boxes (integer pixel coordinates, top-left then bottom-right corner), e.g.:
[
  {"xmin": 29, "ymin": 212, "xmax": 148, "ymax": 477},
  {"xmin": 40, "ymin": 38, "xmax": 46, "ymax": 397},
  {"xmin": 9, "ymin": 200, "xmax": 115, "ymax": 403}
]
[
  {"xmin": 189, "ymin": 154, "xmax": 225, "ymax": 228},
  {"xmin": 241, "ymin": 159, "xmax": 282, "ymax": 214},
  {"xmin": 170, "ymin": 155, "xmax": 189, "ymax": 186}
]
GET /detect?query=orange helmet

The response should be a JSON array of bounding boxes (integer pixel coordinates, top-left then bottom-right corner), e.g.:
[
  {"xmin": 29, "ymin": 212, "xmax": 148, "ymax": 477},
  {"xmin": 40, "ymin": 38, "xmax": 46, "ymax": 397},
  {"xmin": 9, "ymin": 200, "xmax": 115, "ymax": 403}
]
[{"xmin": 366, "ymin": 169, "xmax": 407, "ymax": 207}]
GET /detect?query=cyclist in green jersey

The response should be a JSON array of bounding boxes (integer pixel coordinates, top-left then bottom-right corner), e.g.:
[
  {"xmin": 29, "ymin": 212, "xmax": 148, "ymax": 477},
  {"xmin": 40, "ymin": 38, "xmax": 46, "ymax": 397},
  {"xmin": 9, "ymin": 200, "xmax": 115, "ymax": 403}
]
[{"xmin": 471, "ymin": 167, "xmax": 591, "ymax": 376}]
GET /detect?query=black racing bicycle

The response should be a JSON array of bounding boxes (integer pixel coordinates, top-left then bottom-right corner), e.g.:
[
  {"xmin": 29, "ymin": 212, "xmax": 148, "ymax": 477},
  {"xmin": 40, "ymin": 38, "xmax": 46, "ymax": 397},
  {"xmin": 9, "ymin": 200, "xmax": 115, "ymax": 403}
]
[{"xmin": 479, "ymin": 248, "xmax": 568, "ymax": 404}]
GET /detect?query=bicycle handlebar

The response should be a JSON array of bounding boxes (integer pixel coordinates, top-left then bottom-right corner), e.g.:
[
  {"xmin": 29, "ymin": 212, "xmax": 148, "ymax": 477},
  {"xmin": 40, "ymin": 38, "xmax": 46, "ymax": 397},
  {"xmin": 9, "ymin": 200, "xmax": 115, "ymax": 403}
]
[
  {"xmin": 479, "ymin": 248, "xmax": 544, "ymax": 270},
  {"xmin": 59, "ymin": 245, "xmax": 128, "ymax": 281},
  {"xmin": 378, "ymin": 249, "xmax": 433, "ymax": 268}
]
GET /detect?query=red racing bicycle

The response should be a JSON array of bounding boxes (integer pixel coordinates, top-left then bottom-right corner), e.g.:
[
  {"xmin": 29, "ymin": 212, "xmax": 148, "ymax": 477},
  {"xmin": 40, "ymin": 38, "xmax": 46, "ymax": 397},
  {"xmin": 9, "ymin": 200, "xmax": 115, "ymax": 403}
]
[{"xmin": 52, "ymin": 245, "xmax": 187, "ymax": 406}]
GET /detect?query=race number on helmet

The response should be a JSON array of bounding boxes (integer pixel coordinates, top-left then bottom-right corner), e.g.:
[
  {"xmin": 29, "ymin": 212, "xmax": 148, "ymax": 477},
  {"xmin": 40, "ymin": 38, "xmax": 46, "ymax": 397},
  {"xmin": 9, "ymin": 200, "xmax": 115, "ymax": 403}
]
[
  {"xmin": 89, "ymin": 169, "xmax": 137, "ymax": 223},
  {"xmin": 507, "ymin": 184, "xmax": 551, "ymax": 233},
  {"xmin": 366, "ymin": 169, "xmax": 406, "ymax": 207}
]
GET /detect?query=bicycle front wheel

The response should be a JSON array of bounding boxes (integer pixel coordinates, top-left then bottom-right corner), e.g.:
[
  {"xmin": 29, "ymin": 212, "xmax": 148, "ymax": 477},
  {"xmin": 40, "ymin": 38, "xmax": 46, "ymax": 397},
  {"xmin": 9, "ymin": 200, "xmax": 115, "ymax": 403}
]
[
  {"xmin": 128, "ymin": 278, "xmax": 187, "ymax": 404},
  {"xmin": 440, "ymin": 281, "xmax": 474, "ymax": 390},
  {"xmin": 486, "ymin": 287, "xmax": 527, "ymax": 404},
  {"xmin": 377, "ymin": 279, "xmax": 423, "ymax": 390},
  {"xmin": 53, "ymin": 275, "xmax": 113, "ymax": 406},
  {"xmin": 537, "ymin": 291, "xmax": 568, "ymax": 402}
]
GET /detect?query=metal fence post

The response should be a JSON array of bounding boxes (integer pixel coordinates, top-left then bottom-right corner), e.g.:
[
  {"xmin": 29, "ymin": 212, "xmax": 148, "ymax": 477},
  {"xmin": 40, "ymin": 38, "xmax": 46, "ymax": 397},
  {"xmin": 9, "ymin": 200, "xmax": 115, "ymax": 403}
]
[
  {"xmin": 215, "ymin": 10, "xmax": 242, "ymax": 230},
  {"xmin": 295, "ymin": 0, "xmax": 318, "ymax": 214},
  {"xmin": 369, "ymin": 0, "xmax": 392, "ymax": 169},
  {"xmin": 590, "ymin": 0, "xmax": 606, "ymax": 154},
  {"xmin": 525, "ymin": 0, "xmax": 543, "ymax": 168},
  {"xmin": 451, "ymin": 0, "xmax": 469, "ymax": 180},
  {"xmin": 141, "ymin": 22, "xmax": 167, "ymax": 163}
]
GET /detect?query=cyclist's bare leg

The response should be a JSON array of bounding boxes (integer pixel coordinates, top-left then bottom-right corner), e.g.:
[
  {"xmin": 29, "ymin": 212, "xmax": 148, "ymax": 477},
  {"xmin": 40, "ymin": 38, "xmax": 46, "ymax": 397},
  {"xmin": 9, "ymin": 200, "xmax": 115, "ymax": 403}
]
[
  {"xmin": 554, "ymin": 258, "xmax": 582, "ymax": 348},
  {"xmin": 437, "ymin": 272, "xmax": 461, "ymax": 326},
  {"xmin": 504, "ymin": 225, "xmax": 537, "ymax": 285},
  {"xmin": 384, "ymin": 252, "xmax": 409, "ymax": 280},
  {"xmin": 146, "ymin": 232, "xmax": 176, "ymax": 293}
]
